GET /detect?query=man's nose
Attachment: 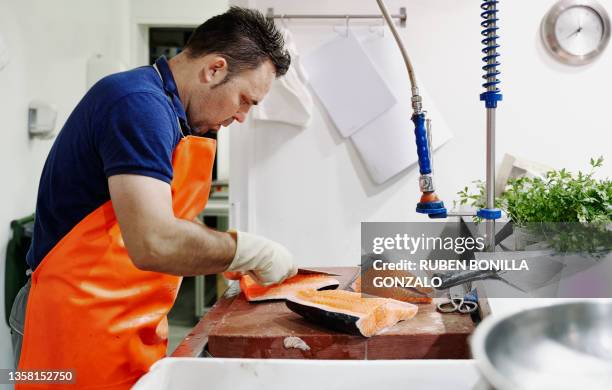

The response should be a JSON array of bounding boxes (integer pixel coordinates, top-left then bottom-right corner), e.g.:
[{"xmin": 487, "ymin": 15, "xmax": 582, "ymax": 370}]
[{"xmin": 233, "ymin": 112, "xmax": 246, "ymax": 123}]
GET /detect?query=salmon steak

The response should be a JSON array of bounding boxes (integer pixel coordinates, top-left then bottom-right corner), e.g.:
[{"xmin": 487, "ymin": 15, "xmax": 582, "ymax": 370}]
[
  {"xmin": 286, "ymin": 289, "xmax": 418, "ymax": 337},
  {"xmin": 240, "ymin": 274, "xmax": 340, "ymax": 302}
]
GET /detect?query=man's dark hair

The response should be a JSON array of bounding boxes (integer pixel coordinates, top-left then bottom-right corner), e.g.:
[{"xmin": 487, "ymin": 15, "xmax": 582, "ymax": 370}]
[{"xmin": 185, "ymin": 7, "xmax": 290, "ymax": 82}]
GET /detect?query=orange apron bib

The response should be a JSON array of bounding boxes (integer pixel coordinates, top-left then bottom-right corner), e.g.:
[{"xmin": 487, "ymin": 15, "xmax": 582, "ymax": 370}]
[{"xmin": 17, "ymin": 134, "xmax": 216, "ymax": 389}]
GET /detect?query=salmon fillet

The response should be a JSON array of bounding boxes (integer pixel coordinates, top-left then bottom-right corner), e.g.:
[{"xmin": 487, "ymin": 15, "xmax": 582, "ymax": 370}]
[
  {"xmin": 240, "ymin": 274, "xmax": 340, "ymax": 302},
  {"xmin": 286, "ymin": 289, "xmax": 418, "ymax": 337}
]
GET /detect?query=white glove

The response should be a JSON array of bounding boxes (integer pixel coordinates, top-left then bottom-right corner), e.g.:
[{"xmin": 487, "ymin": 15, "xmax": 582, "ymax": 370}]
[{"xmin": 226, "ymin": 231, "xmax": 297, "ymax": 286}]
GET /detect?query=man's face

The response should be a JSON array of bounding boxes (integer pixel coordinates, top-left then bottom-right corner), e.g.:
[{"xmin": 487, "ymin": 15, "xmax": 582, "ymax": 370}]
[{"xmin": 187, "ymin": 58, "xmax": 275, "ymax": 134}]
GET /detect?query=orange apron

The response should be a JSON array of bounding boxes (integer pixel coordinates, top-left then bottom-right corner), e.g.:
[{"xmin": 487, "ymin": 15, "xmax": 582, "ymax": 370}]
[{"xmin": 17, "ymin": 134, "xmax": 216, "ymax": 389}]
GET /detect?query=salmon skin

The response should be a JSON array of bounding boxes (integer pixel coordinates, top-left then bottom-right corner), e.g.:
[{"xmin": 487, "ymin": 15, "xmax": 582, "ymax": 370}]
[
  {"xmin": 286, "ymin": 289, "xmax": 418, "ymax": 337},
  {"xmin": 240, "ymin": 274, "xmax": 340, "ymax": 302}
]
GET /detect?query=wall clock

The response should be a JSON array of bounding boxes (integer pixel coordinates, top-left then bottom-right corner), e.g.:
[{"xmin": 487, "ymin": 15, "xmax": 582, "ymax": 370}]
[{"xmin": 541, "ymin": 0, "xmax": 610, "ymax": 65}]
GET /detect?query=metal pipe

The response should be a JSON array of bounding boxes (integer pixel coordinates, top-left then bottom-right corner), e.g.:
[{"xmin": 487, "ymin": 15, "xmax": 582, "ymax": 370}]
[
  {"xmin": 486, "ymin": 108, "xmax": 496, "ymax": 251},
  {"xmin": 426, "ymin": 118, "xmax": 433, "ymax": 171},
  {"xmin": 447, "ymin": 212, "xmax": 478, "ymax": 217},
  {"xmin": 266, "ymin": 12, "xmax": 406, "ymax": 22},
  {"xmin": 482, "ymin": 0, "xmax": 500, "ymax": 252},
  {"xmin": 375, "ymin": 0, "xmax": 421, "ymax": 112}
]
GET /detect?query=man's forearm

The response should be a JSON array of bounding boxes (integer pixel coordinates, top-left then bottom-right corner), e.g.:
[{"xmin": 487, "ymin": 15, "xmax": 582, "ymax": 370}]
[{"xmin": 137, "ymin": 218, "xmax": 237, "ymax": 276}]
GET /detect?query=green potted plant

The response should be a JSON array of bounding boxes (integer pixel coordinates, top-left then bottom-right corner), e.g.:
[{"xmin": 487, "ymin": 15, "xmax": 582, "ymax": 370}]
[{"xmin": 457, "ymin": 157, "xmax": 611, "ymax": 253}]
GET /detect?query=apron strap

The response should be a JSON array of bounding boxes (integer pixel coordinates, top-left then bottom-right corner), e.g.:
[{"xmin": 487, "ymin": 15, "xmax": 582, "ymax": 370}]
[{"xmin": 152, "ymin": 63, "xmax": 186, "ymax": 139}]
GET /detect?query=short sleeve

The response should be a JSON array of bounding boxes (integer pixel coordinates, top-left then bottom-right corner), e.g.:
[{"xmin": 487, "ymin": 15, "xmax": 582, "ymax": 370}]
[{"xmin": 96, "ymin": 93, "xmax": 179, "ymax": 183}]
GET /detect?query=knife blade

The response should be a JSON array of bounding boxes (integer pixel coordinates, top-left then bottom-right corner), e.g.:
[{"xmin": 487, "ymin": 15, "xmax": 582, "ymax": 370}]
[{"xmin": 297, "ymin": 268, "xmax": 341, "ymax": 276}]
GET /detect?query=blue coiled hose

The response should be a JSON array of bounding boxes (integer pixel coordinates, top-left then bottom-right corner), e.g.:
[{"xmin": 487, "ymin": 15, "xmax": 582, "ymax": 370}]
[{"xmin": 480, "ymin": 0, "xmax": 502, "ymax": 108}]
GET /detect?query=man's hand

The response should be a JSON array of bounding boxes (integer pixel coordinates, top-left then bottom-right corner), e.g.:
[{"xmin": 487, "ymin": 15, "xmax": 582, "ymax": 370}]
[{"xmin": 226, "ymin": 231, "xmax": 297, "ymax": 286}]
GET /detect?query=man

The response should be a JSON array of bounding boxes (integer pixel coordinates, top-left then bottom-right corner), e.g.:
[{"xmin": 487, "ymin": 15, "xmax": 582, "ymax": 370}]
[{"xmin": 9, "ymin": 7, "xmax": 297, "ymax": 389}]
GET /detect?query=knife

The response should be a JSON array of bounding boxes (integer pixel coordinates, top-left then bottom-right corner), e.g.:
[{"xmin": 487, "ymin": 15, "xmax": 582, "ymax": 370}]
[{"xmin": 297, "ymin": 268, "xmax": 341, "ymax": 276}]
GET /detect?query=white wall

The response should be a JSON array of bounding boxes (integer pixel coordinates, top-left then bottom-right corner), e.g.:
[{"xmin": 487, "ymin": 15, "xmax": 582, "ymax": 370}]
[
  {"xmin": 131, "ymin": 0, "xmax": 228, "ymax": 25},
  {"xmin": 229, "ymin": 0, "xmax": 612, "ymax": 267},
  {"xmin": 0, "ymin": 9, "xmax": 32, "ymax": 374},
  {"xmin": 0, "ymin": 0, "xmax": 131, "ymax": 370}
]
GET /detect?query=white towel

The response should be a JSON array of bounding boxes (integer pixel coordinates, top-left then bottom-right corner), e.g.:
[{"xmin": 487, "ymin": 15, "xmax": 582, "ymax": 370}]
[
  {"xmin": 253, "ymin": 28, "xmax": 313, "ymax": 128},
  {"xmin": 302, "ymin": 30, "xmax": 397, "ymax": 138}
]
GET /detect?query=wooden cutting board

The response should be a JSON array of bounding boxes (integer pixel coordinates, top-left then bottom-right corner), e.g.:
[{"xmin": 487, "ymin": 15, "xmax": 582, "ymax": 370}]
[{"xmin": 206, "ymin": 267, "xmax": 475, "ymax": 359}]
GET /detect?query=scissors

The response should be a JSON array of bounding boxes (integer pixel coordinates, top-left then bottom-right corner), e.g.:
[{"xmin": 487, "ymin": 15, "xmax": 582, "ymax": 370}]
[{"xmin": 436, "ymin": 287, "xmax": 478, "ymax": 314}]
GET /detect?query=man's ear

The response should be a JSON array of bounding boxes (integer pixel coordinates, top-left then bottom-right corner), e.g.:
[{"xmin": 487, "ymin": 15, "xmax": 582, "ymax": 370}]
[{"xmin": 200, "ymin": 56, "xmax": 228, "ymax": 85}]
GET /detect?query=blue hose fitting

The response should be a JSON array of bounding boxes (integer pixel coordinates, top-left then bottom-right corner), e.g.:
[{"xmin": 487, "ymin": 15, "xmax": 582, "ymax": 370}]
[
  {"xmin": 477, "ymin": 208, "xmax": 502, "ymax": 220},
  {"xmin": 412, "ymin": 113, "xmax": 431, "ymax": 175},
  {"xmin": 480, "ymin": 91, "xmax": 503, "ymax": 109},
  {"xmin": 416, "ymin": 202, "xmax": 448, "ymax": 218}
]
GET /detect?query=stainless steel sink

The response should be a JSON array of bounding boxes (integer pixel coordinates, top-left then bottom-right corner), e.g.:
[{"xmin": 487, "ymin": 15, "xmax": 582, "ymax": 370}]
[{"xmin": 471, "ymin": 301, "xmax": 612, "ymax": 390}]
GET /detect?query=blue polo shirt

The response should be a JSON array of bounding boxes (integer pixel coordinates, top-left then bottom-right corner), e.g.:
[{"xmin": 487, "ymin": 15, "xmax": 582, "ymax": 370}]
[{"xmin": 26, "ymin": 57, "xmax": 190, "ymax": 270}]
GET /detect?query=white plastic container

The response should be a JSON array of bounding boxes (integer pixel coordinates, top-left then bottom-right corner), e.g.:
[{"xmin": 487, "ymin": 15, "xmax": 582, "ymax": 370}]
[{"xmin": 133, "ymin": 358, "xmax": 481, "ymax": 390}]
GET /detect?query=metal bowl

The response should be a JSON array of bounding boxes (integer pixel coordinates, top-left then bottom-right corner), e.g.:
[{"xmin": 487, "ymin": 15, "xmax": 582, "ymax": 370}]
[{"xmin": 471, "ymin": 301, "xmax": 612, "ymax": 390}]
